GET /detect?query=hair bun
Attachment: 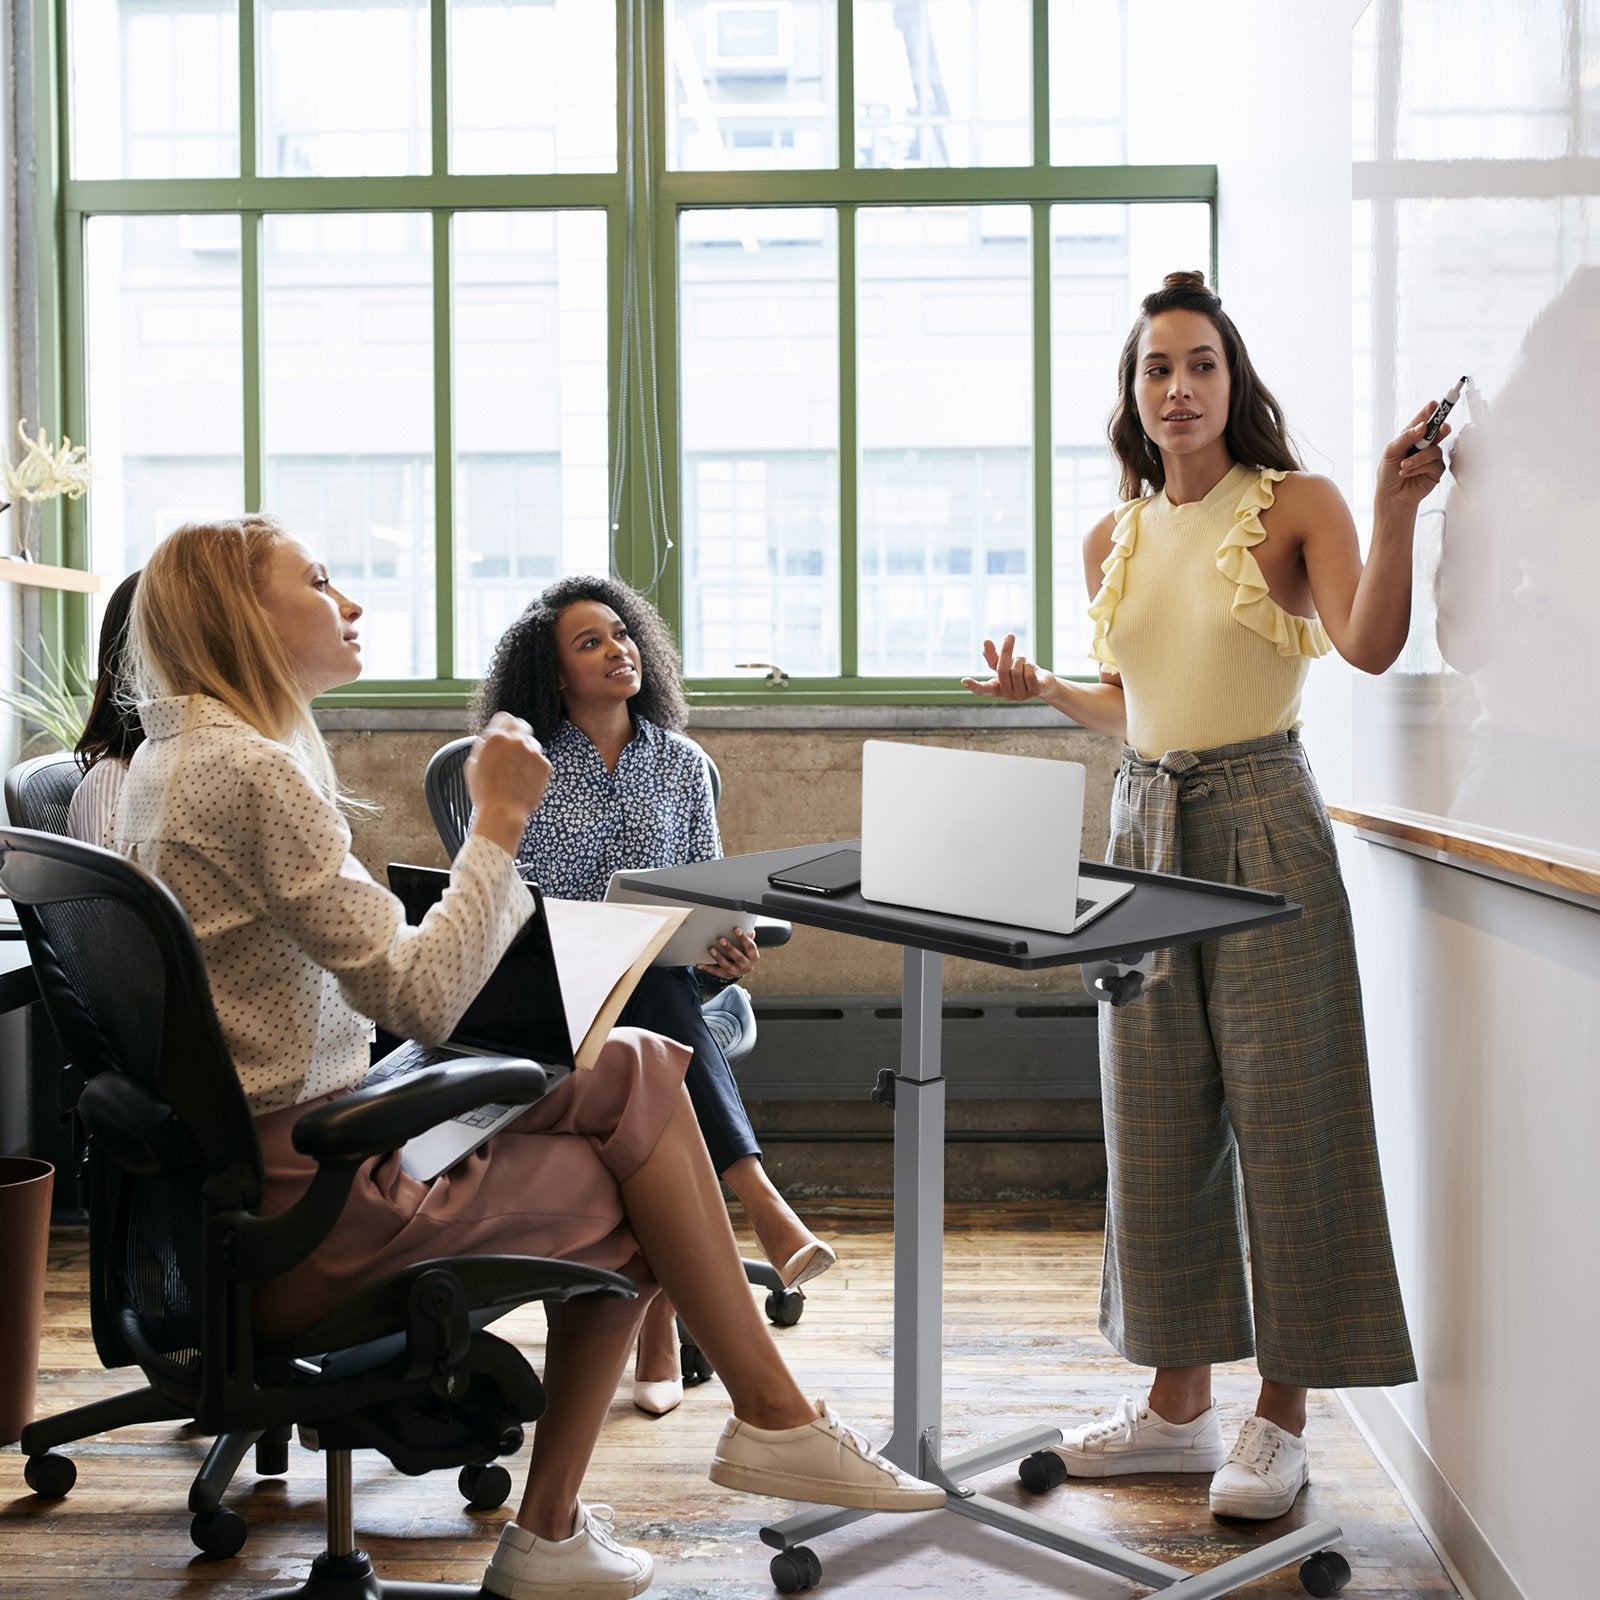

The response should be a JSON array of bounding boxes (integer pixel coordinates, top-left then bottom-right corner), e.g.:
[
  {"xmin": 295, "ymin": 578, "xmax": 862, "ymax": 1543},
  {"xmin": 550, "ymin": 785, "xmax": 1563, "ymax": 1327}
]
[{"xmin": 1162, "ymin": 269, "xmax": 1209, "ymax": 292}]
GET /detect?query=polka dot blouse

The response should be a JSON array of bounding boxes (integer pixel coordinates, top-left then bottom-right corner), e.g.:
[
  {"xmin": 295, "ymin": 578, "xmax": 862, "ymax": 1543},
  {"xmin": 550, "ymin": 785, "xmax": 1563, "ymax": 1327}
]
[{"xmin": 119, "ymin": 696, "xmax": 531, "ymax": 1114}]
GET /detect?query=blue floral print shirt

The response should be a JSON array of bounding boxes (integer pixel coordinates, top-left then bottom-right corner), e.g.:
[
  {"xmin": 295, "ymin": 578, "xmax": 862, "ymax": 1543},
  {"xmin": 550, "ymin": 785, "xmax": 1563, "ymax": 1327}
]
[{"xmin": 516, "ymin": 717, "xmax": 721, "ymax": 900}]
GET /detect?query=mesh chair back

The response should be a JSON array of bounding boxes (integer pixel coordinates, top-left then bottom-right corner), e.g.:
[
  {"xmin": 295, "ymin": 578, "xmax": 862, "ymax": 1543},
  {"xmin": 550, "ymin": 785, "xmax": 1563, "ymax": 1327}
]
[
  {"xmin": 5, "ymin": 753, "xmax": 85, "ymax": 835},
  {"xmin": 0, "ymin": 829, "xmax": 260, "ymax": 1384}
]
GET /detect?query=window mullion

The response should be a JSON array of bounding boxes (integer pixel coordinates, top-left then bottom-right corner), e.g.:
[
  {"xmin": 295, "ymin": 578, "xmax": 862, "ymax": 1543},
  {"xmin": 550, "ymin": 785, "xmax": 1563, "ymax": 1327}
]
[
  {"xmin": 1032, "ymin": 0, "xmax": 1049, "ymax": 164},
  {"xmin": 433, "ymin": 212, "xmax": 455, "ymax": 682},
  {"xmin": 242, "ymin": 214, "xmax": 263, "ymax": 512},
  {"xmin": 239, "ymin": 0, "xmax": 257, "ymax": 179},
  {"xmin": 1031, "ymin": 200, "xmax": 1053, "ymax": 668},
  {"xmin": 838, "ymin": 205, "xmax": 858, "ymax": 681}
]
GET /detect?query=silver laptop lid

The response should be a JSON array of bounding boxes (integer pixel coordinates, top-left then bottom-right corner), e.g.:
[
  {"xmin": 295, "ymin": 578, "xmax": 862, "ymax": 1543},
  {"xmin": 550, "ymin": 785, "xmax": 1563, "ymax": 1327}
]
[{"xmin": 860, "ymin": 740, "xmax": 1086, "ymax": 935}]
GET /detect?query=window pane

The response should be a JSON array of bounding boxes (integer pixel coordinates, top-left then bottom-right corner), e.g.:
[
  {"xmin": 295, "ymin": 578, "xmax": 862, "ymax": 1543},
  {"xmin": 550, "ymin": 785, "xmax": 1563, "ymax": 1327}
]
[
  {"xmin": 1050, "ymin": 201, "xmax": 1212, "ymax": 671},
  {"xmin": 70, "ymin": 0, "xmax": 239, "ymax": 179},
  {"xmin": 260, "ymin": 0, "xmax": 429, "ymax": 177},
  {"xmin": 449, "ymin": 0, "xmax": 616, "ymax": 173},
  {"xmin": 262, "ymin": 214, "xmax": 435, "ymax": 678},
  {"xmin": 856, "ymin": 0, "xmax": 1029, "ymax": 170},
  {"xmin": 666, "ymin": 0, "xmax": 837, "ymax": 170},
  {"xmin": 857, "ymin": 206, "xmax": 1031, "ymax": 677},
  {"xmin": 679, "ymin": 210, "xmax": 839, "ymax": 677},
  {"xmin": 1050, "ymin": 2, "xmax": 1232, "ymax": 166},
  {"xmin": 453, "ymin": 211, "xmax": 609, "ymax": 678},
  {"xmin": 84, "ymin": 216, "xmax": 245, "ymax": 585}
]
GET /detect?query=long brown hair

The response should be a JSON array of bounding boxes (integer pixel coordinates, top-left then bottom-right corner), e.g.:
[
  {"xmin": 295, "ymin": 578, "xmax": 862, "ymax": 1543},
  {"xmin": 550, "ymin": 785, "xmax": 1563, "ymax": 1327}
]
[{"xmin": 1108, "ymin": 270, "xmax": 1301, "ymax": 500}]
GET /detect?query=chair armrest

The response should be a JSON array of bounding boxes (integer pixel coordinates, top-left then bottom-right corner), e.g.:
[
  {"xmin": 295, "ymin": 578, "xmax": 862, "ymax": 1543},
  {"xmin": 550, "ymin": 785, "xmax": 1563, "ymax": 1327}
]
[
  {"xmin": 292, "ymin": 1059, "xmax": 554, "ymax": 1163},
  {"xmin": 752, "ymin": 914, "xmax": 792, "ymax": 949}
]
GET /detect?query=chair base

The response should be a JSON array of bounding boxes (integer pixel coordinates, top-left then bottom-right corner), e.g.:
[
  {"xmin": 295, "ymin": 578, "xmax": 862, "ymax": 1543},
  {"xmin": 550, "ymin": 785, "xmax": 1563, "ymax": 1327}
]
[{"xmin": 253, "ymin": 1547, "xmax": 491, "ymax": 1600}]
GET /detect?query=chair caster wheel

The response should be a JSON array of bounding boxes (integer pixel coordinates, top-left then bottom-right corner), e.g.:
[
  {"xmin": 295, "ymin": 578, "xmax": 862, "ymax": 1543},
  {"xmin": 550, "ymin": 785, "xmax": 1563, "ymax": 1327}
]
[
  {"xmin": 1300, "ymin": 1549, "xmax": 1352, "ymax": 1596},
  {"xmin": 1018, "ymin": 1449, "xmax": 1067, "ymax": 1493},
  {"xmin": 191, "ymin": 1506, "xmax": 248, "ymax": 1558},
  {"xmin": 459, "ymin": 1461, "xmax": 513, "ymax": 1510},
  {"xmin": 24, "ymin": 1452, "xmax": 77, "ymax": 1499},
  {"xmin": 680, "ymin": 1337, "xmax": 715, "ymax": 1385},
  {"xmin": 770, "ymin": 1544, "xmax": 823, "ymax": 1593},
  {"xmin": 765, "ymin": 1287, "xmax": 806, "ymax": 1326}
]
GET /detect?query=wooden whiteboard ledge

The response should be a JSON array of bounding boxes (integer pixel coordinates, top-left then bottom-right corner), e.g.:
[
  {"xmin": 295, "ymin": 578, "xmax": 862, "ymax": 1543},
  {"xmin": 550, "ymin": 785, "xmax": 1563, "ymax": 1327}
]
[
  {"xmin": 0, "ymin": 556, "xmax": 100, "ymax": 593},
  {"xmin": 1328, "ymin": 804, "xmax": 1600, "ymax": 909}
]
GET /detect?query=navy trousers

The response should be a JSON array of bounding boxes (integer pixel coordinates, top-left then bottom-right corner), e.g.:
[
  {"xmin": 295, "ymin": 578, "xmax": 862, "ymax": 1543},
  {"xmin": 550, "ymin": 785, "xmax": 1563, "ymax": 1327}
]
[{"xmin": 617, "ymin": 964, "xmax": 760, "ymax": 1175}]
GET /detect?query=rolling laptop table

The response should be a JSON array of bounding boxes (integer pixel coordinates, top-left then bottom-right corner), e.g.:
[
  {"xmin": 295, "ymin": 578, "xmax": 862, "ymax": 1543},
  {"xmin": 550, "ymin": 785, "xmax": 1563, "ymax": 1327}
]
[{"xmin": 625, "ymin": 842, "xmax": 1353, "ymax": 1599}]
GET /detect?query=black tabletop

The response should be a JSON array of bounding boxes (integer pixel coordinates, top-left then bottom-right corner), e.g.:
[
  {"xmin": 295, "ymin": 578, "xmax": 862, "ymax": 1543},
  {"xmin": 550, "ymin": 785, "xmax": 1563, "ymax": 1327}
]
[{"xmin": 621, "ymin": 842, "xmax": 1301, "ymax": 971}]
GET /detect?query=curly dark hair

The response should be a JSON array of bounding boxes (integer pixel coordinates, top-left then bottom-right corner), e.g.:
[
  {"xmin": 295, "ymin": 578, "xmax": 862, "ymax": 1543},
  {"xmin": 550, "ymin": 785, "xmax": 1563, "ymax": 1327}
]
[
  {"xmin": 473, "ymin": 574, "xmax": 689, "ymax": 743},
  {"xmin": 76, "ymin": 568, "xmax": 145, "ymax": 771},
  {"xmin": 1108, "ymin": 269, "xmax": 1301, "ymax": 501}
]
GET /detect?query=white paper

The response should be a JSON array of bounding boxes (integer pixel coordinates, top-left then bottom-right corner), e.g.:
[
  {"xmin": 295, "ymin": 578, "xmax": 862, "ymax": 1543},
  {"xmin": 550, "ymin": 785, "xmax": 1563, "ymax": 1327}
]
[{"xmin": 543, "ymin": 897, "xmax": 675, "ymax": 1056}]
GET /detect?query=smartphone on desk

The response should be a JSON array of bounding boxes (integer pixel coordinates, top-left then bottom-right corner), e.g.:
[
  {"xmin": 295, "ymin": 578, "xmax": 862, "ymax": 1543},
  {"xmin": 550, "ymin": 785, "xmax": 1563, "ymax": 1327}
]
[{"xmin": 766, "ymin": 848, "xmax": 862, "ymax": 897}]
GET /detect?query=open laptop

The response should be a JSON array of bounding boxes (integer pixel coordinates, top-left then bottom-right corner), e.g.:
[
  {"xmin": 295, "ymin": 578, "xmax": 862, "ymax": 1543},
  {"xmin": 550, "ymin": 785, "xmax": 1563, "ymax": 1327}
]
[
  {"xmin": 859, "ymin": 741, "xmax": 1134, "ymax": 936},
  {"xmin": 369, "ymin": 863, "xmax": 576, "ymax": 1181},
  {"xmin": 603, "ymin": 870, "xmax": 758, "ymax": 966}
]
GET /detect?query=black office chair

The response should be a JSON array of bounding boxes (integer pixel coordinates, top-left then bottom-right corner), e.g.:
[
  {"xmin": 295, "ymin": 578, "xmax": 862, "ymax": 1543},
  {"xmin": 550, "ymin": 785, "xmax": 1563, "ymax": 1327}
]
[
  {"xmin": 422, "ymin": 736, "xmax": 805, "ymax": 1353},
  {"xmin": 1, "ymin": 826, "xmax": 633, "ymax": 1594},
  {"xmin": 4, "ymin": 750, "xmax": 86, "ymax": 835}
]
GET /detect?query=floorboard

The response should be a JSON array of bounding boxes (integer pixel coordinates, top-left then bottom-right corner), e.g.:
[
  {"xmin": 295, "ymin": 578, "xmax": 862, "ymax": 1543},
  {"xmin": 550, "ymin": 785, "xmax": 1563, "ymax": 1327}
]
[{"xmin": 0, "ymin": 1202, "xmax": 1458, "ymax": 1598}]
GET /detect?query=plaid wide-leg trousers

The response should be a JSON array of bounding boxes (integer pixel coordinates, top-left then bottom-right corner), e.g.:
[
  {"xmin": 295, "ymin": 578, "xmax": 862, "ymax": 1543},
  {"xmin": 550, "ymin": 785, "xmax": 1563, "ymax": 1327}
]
[{"xmin": 1097, "ymin": 730, "xmax": 1416, "ymax": 1389}]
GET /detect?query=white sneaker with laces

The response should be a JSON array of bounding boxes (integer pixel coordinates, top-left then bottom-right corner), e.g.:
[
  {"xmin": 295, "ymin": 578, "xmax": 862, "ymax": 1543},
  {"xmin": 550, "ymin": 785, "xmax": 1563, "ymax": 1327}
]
[
  {"xmin": 1208, "ymin": 1416, "xmax": 1309, "ymax": 1520},
  {"xmin": 709, "ymin": 1399, "xmax": 946, "ymax": 1511},
  {"xmin": 1046, "ymin": 1395, "xmax": 1227, "ymax": 1477},
  {"xmin": 482, "ymin": 1501, "xmax": 653, "ymax": 1600}
]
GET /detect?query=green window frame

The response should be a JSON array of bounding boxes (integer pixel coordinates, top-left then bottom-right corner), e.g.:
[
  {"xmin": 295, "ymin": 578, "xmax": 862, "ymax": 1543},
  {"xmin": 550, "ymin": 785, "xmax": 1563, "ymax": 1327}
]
[{"xmin": 33, "ymin": 0, "xmax": 1215, "ymax": 708}]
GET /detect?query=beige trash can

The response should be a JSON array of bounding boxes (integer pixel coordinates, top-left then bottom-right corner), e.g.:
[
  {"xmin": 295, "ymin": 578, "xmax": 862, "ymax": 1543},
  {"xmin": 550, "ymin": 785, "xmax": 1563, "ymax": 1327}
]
[{"xmin": 0, "ymin": 1156, "xmax": 55, "ymax": 1446}]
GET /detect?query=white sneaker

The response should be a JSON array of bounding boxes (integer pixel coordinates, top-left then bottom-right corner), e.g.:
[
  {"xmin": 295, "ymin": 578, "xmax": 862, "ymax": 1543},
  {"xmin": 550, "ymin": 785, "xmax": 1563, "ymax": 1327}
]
[
  {"xmin": 709, "ymin": 1399, "xmax": 946, "ymax": 1511},
  {"xmin": 1208, "ymin": 1416, "xmax": 1309, "ymax": 1520},
  {"xmin": 1046, "ymin": 1395, "xmax": 1227, "ymax": 1477},
  {"xmin": 483, "ymin": 1502, "xmax": 653, "ymax": 1599}
]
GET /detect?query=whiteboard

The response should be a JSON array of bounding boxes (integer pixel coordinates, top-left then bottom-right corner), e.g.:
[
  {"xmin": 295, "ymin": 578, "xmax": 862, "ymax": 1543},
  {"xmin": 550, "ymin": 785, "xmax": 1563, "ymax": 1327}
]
[{"xmin": 1352, "ymin": 0, "xmax": 1600, "ymax": 871}]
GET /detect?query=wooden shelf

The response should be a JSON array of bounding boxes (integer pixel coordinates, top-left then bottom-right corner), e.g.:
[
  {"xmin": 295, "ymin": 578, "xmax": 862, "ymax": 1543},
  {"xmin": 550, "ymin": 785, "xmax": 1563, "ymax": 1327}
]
[
  {"xmin": 1328, "ymin": 804, "xmax": 1600, "ymax": 900},
  {"xmin": 0, "ymin": 556, "xmax": 100, "ymax": 593}
]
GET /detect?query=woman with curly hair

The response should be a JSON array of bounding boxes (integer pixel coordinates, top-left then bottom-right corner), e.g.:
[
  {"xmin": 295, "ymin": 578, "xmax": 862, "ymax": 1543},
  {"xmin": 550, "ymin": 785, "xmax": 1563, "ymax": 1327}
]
[{"xmin": 477, "ymin": 575, "xmax": 834, "ymax": 1417}]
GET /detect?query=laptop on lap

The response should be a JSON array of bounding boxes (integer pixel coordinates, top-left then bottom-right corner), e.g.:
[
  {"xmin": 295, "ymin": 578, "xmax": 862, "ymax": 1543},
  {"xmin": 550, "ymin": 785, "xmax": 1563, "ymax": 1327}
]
[
  {"xmin": 859, "ymin": 741, "xmax": 1134, "ymax": 936},
  {"xmin": 369, "ymin": 864, "xmax": 576, "ymax": 1181}
]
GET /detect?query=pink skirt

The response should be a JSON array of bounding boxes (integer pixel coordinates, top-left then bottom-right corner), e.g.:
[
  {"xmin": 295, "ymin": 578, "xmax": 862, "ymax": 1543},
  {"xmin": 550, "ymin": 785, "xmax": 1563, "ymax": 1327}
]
[{"xmin": 251, "ymin": 1027, "xmax": 691, "ymax": 1340}]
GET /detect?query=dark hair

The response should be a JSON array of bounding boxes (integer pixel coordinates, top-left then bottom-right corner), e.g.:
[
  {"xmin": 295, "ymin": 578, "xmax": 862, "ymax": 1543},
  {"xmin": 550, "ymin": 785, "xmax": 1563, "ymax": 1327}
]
[
  {"xmin": 76, "ymin": 569, "xmax": 145, "ymax": 771},
  {"xmin": 474, "ymin": 574, "xmax": 688, "ymax": 744},
  {"xmin": 1108, "ymin": 270, "xmax": 1301, "ymax": 500}
]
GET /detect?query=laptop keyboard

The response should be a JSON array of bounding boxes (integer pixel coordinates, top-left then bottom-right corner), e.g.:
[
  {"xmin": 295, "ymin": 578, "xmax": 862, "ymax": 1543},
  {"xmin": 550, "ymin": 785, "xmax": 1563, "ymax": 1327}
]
[
  {"xmin": 1076, "ymin": 896, "xmax": 1094, "ymax": 918},
  {"xmin": 363, "ymin": 1041, "xmax": 516, "ymax": 1124}
]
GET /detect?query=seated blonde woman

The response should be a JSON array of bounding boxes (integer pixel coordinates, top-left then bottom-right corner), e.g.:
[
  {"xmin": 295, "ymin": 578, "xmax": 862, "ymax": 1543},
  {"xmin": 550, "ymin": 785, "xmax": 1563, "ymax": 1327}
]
[{"xmin": 119, "ymin": 517, "xmax": 943, "ymax": 1600}]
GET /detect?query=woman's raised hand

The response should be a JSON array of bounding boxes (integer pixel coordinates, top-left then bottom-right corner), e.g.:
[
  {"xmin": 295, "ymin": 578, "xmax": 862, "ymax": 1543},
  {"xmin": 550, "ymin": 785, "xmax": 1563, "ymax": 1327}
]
[
  {"xmin": 466, "ymin": 712, "xmax": 552, "ymax": 855},
  {"xmin": 1378, "ymin": 400, "xmax": 1451, "ymax": 510},
  {"xmin": 961, "ymin": 635, "xmax": 1055, "ymax": 703}
]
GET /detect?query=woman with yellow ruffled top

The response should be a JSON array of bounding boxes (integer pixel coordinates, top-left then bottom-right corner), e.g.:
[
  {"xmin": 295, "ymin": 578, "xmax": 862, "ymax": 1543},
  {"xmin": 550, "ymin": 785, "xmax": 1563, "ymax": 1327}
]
[{"xmin": 963, "ymin": 271, "xmax": 1447, "ymax": 1524}]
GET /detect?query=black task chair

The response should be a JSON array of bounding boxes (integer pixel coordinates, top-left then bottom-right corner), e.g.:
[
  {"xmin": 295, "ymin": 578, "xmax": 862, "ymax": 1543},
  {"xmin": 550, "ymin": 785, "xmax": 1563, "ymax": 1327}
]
[
  {"xmin": 4, "ymin": 750, "xmax": 86, "ymax": 835},
  {"xmin": 421, "ymin": 735, "xmax": 805, "ymax": 1350},
  {"xmin": 1, "ymin": 827, "xmax": 633, "ymax": 1594}
]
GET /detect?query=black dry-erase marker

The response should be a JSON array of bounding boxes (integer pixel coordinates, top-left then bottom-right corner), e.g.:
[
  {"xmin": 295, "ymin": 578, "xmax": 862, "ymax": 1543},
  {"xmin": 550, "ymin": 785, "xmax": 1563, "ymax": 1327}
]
[{"xmin": 1405, "ymin": 376, "xmax": 1468, "ymax": 456}]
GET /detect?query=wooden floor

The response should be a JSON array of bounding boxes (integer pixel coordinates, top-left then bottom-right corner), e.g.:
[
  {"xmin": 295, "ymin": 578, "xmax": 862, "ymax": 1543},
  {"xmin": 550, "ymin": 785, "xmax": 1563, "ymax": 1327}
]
[{"xmin": 0, "ymin": 1201, "xmax": 1458, "ymax": 1599}]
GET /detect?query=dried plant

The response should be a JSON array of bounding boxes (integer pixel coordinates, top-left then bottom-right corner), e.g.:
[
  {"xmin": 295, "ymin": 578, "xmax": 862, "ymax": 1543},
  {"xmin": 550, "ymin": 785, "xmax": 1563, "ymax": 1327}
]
[{"xmin": 1, "ymin": 420, "xmax": 95, "ymax": 508}]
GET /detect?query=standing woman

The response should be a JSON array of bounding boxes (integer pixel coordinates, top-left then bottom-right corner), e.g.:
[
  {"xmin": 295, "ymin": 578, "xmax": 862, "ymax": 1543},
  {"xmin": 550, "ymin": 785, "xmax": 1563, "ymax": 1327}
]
[
  {"xmin": 121, "ymin": 519, "xmax": 943, "ymax": 1600},
  {"xmin": 476, "ymin": 575, "xmax": 834, "ymax": 1416},
  {"xmin": 964, "ymin": 271, "xmax": 1442, "ymax": 1521}
]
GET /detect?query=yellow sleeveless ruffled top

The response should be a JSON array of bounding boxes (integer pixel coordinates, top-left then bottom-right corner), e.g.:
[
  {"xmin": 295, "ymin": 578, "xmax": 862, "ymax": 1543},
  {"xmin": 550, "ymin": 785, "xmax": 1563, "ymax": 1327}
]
[{"xmin": 1087, "ymin": 463, "xmax": 1331, "ymax": 761}]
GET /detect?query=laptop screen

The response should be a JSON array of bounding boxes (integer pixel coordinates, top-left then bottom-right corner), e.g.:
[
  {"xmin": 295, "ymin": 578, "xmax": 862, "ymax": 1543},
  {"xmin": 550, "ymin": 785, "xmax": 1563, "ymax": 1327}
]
[{"xmin": 386, "ymin": 863, "xmax": 574, "ymax": 1068}]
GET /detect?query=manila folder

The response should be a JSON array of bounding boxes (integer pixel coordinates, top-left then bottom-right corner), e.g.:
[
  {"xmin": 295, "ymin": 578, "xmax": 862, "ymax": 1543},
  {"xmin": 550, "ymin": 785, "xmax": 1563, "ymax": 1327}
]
[{"xmin": 542, "ymin": 898, "xmax": 688, "ymax": 1069}]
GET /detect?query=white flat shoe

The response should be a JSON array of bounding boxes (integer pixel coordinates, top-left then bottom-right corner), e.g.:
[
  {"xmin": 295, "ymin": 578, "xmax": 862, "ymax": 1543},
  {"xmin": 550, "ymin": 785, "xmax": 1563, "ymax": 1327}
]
[
  {"xmin": 632, "ymin": 1377, "xmax": 684, "ymax": 1417},
  {"xmin": 778, "ymin": 1240, "xmax": 838, "ymax": 1290}
]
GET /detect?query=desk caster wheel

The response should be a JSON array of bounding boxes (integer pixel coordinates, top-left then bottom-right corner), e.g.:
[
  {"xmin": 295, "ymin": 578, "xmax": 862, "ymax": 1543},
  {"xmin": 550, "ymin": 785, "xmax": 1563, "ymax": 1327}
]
[
  {"xmin": 1018, "ymin": 1449, "xmax": 1067, "ymax": 1493},
  {"xmin": 680, "ymin": 1336, "xmax": 715, "ymax": 1385},
  {"xmin": 24, "ymin": 1452, "xmax": 77, "ymax": 1498},
  {"xmin": 771, "ymin": 1545, "xmax": 822, "ymax": 1594},
  {"xmin": 191, "ymin": 1505, "xmax": 248, "ymax": 1558},
  {"xmin": 1299, "ymin": 1550, "xmax": 1352, "ymax": 1596},
  {"xmin": 459, "ymin": 1461, "xmax": 512, "ymax": 1510},
  {"xmin": 766, "ymin": 1286, "xmax": 806, "ymax": 1326}
]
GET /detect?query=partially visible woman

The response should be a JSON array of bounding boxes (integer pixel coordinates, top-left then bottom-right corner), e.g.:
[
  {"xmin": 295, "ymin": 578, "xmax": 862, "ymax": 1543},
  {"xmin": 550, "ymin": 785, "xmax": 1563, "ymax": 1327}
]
[
  {"xmin": 120, "ymin": 518, "xmax": 942, "ymax": 1600},
  {"xmin": 476, "ymin": 575, "xmax": 835, "ymax": 1417},
  {"xmin": 66, "ymin": 568, "xmax": 143, "ymax": 848}
]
